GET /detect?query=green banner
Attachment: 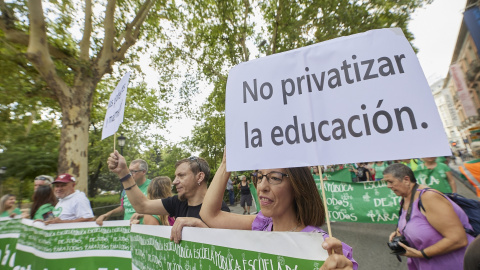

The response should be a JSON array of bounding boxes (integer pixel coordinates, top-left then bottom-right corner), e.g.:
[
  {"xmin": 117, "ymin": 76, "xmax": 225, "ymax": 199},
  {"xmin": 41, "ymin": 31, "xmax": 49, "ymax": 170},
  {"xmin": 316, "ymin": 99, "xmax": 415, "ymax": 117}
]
[
  {"xmin": 314, "ymin": 180, "xmax": 400, "ymax": 224},
  {"xmin": 14, "ymin": 220, "xmax": 132, "ymax": 270},
  {"xmin": 0, "ymin": 218, "xmax": 22, "ymax": 270},
  {"xmin": 322, "ymin": 168, "xmax": 352, "ymax": 183},
  {"xmin": 131, "ymin": 225, "xmax": 326, "ymax": 270}
]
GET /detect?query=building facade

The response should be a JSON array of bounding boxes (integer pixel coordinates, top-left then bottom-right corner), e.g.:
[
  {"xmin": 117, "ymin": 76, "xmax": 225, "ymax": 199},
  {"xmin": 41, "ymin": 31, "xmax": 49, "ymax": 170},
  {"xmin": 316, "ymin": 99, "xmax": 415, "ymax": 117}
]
[{"xmin": 442, "ymin": 0, "xmax": 480, "ymax": 153}]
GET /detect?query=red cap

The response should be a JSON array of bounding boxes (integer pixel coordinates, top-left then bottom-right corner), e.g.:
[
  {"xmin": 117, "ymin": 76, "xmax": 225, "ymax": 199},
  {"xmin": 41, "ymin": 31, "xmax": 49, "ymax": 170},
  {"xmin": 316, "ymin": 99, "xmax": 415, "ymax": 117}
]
[{"xmin": 53, "ymin": 173, "xmax": 76, "ymax": 183}]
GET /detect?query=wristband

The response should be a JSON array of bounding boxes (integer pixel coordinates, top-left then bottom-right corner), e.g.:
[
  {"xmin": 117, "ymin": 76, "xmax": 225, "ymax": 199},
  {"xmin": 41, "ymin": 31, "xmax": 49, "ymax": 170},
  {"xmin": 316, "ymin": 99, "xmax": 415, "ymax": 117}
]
[
  {"xmin": 119, "ymin": 173, "xmax": 132, "ymax": 183},
  {"xmin": 420, "ymin": 249, "xmax": 431, "ymax": 260},
  {"xmin": 124, "ymin": 183, "xmax": 137, "ymax": 191}
]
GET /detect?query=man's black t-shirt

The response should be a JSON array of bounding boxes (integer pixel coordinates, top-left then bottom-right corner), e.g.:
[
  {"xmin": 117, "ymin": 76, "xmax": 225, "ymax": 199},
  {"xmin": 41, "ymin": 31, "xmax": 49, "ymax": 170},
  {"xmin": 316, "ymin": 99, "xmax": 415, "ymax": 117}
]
[{"xmin": 162, "ymin": 195, "xmax": 230, "ymax": 219}]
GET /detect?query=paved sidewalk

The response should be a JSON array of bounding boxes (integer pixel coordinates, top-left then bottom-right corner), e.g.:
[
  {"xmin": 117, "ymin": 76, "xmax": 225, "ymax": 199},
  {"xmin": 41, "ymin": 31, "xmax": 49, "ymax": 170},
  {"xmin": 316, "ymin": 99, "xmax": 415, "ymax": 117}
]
[{"xmin": 226, "ymin": 202, "xmax": 259, "ymax": 215}]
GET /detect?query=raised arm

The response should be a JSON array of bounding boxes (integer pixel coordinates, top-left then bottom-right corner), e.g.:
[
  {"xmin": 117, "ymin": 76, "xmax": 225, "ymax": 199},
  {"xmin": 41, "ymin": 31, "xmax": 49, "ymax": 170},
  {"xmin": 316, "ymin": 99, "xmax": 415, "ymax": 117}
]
[
  {"xmin": 107, "ymin": 151, "xmax": 169, "ymax": 215},
  {"xmin": 200, "ymin": 150, "xmax": 255, "ymax": 230}
]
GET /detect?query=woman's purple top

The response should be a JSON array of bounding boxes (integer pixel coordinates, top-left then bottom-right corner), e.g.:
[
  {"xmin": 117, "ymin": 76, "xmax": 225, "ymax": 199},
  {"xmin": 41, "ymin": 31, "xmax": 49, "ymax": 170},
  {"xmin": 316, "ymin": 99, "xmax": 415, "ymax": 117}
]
[
  {"xmin": 252, "ymin": 211, "xmax": 358, "ymax": 269},
  {"xmin": 397, "ymin": 189, "xmax": 474, "ymax": 270}
]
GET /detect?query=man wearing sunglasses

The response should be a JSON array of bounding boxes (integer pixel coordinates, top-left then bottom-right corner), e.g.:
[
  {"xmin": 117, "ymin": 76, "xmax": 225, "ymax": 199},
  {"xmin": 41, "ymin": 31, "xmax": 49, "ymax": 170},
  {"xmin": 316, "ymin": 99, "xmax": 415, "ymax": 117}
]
[
  {"xmin": 34, "ymin": 175, "xmax": 53, "ymax": 192},
  {"xmin": 107, "ymin": 151, "xmax": 230, "ymax": 240},
  {"xmin": 96, "ymin": 159, "xmax": 151, "ymax": 225}
]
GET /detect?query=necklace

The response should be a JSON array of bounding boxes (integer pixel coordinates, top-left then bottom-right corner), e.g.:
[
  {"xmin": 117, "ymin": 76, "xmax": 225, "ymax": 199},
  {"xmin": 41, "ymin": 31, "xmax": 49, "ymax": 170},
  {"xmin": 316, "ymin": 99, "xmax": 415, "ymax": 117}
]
[{"xmin": 290, "ymin": 223, "xmax": 300, "ymax": 232}]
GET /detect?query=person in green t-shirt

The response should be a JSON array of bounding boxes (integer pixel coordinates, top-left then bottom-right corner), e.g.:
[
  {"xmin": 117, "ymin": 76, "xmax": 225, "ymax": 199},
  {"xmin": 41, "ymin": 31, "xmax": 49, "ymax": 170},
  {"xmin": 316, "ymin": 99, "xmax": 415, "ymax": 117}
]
[
  {"xmin": 0, "ymin": 194, "xmax": 21, "ymax": 218},
  {"xmin": 415, "ymin": 157, "xmax": 456, "ymax": 193},
  {"xmin": 30, "ymin": 185, "xmax": 57, "ymax": 220},
  {"xmin": 372, "ymin": 161, "xmax": 388, "ymax": 181},
  {"xmin": 95, "ymin": 159, "xmax": 151, "ymax": 225}
]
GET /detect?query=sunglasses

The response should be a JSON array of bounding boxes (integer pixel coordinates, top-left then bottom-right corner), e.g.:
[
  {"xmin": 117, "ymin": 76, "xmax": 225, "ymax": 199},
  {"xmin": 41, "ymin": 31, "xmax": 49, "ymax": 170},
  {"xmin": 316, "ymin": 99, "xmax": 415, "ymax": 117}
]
[
  {"xmin": 35, "ymin": 176, "xmax": 51, "ymax": 182},
  {"xmin": 188, "ymin": 156, "xmax": 201, "ymax": 170}
]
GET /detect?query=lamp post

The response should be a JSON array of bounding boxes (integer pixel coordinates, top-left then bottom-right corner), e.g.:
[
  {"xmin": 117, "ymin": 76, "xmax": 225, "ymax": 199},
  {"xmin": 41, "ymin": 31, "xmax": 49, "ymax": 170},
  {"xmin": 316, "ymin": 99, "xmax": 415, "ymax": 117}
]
[
  {"xmin": 18, "ymin": 178, "xmax": 23, "ymax": 208},
  {"xmin": 0, "ymin": 167, "xmax": 6, "ymax": 196},
  {"xmin": 118, "ymin": 134, "xmax": 126, "ymax": 155}
]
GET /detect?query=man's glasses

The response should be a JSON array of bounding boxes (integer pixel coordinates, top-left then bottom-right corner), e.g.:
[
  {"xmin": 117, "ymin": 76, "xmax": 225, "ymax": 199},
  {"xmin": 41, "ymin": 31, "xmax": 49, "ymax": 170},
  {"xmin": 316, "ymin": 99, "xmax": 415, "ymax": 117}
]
[
  {"xmin": 131, "ymin": 170, "xmax": 145, "ymax": 174},
  {"xmin": 256, "ymin": 171, "xmax": 288, "ymax": 185}
]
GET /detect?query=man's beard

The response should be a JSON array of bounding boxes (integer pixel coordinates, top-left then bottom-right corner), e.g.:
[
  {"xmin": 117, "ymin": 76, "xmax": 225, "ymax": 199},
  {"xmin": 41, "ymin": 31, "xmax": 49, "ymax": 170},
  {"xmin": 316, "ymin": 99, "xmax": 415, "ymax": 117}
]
[{"xmin": 178, "ymin": 193, "xmax": 186, "ymax": 201}]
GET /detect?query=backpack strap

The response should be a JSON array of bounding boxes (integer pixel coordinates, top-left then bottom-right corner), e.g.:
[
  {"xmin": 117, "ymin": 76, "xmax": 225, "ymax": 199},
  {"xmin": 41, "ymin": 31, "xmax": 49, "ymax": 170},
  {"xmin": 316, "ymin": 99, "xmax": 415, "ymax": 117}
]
[{"xmin": 417, "ymin": 188, "xmax": 444, "ymax": 213}]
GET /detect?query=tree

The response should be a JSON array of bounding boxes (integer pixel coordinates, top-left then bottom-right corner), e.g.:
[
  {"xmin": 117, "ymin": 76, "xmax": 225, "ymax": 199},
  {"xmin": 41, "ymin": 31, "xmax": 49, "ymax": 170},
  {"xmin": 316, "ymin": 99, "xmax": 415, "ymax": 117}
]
[
  {"xmin": 0, "ymin": 0, "xmax": 176, "ymax": 192},
  {"xmin": 157, "ymin": 0, "xmax": 430, "ymax": 156}
]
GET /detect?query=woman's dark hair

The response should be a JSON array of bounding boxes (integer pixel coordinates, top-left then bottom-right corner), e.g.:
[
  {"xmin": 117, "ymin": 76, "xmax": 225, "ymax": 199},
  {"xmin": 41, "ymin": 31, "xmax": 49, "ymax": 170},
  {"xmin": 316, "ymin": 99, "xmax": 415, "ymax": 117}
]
[
  {"xmin": 284, "ymin": 166, "xmax": 325, "ymax": 227},
  {"xmin": 30, "ymin": 185, "xmax": 57, "ymax": 219},
  {"xmin": 383, "ymin": 163, "xmax": 417, "ymax": 183}
]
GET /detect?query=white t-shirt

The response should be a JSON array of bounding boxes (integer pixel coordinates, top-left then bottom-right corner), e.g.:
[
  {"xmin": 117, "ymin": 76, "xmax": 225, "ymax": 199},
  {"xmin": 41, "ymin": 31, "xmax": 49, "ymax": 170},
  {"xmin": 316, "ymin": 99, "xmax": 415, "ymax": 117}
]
[{"xmin": 53, "ymin": 190, "xmax": 94, "ymax": 220}]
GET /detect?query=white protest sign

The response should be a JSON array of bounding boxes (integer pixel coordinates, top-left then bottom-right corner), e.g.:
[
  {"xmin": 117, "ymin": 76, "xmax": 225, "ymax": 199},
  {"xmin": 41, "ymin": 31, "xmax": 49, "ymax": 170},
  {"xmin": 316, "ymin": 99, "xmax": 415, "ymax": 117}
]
[
  {"xmin": 101, "ymin": 72, "xmax": 130, "ymax": 140},
  {"xmin": 226, "ymin": 28, "xmax": 451, "ymax": 171}
]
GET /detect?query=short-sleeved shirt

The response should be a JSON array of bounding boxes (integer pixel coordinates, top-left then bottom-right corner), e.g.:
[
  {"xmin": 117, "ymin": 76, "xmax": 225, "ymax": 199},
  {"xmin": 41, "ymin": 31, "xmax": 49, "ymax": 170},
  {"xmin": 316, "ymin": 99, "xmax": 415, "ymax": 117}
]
[
  {"xmin": 162, "ymin": 195, "xmax": 230, "ymax": 219},
  {"xmin": 0, "ymin": 208, "xmax": 21, "ymax": 217},
  {"xmin": 123, "ymin": 179, "xmax": 151, "ymax": 221},
  {"xmin": 53, "ymin": 190, "xmax": 94, "ymax": 220},
  {"xmin": 32, "ymin": 203, "xmax": 55, "ymax": 220},
  {"xmin": 226, "ymin": 179, "xmax": 234, "ymax": 191},
  {"xmin": 415, "ymin": 163, "xmax": 452, "ymax": 193},
  {"xmin": 372, "ymin": 162, "xmax": 388, "ymax": 179}
]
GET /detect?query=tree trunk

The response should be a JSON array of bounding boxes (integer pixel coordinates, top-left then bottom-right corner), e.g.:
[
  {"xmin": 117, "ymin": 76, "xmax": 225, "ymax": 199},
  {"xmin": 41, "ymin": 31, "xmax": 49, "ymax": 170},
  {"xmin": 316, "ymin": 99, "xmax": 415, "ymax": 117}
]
[{"xmin": 57, "ymin": 80, "xmax": 96, "ymax": 194}]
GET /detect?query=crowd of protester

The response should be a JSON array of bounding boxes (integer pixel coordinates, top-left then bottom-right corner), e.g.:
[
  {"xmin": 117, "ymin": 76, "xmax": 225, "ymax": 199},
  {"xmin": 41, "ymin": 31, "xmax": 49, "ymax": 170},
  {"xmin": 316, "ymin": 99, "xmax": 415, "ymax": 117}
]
[{"xmin": 1, "ymin": 150, "xmax": 478, "ymax": 270}]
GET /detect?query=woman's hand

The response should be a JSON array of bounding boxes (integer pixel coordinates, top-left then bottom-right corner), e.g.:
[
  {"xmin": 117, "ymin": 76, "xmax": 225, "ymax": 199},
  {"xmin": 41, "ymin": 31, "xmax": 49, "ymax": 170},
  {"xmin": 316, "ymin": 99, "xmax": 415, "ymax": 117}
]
[
  {"xmin": 389, "ymin": 230, "xmax": 399, "ymax": 242},
  {"xmin": 320, "ymin": 237, "xmax": 354, "ymax": 270},
  {"xmin": 398, "ymin": 242, "xmax": 422, "ymax": 258},
  {"xmin": 320, "ymin": 254, "xmax": 354, "ymax": 270}
]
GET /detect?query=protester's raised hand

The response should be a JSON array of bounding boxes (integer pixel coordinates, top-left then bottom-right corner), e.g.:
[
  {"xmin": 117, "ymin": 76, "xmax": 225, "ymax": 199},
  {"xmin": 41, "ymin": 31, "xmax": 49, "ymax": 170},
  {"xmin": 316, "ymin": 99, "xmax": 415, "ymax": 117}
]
[
  {"xmin": 170, "ymin": 217, "xmax": 208, "ymax": 244},
  {"xmin": 107, "ymin": 151, "xmax": 128, "ymax": 175}
]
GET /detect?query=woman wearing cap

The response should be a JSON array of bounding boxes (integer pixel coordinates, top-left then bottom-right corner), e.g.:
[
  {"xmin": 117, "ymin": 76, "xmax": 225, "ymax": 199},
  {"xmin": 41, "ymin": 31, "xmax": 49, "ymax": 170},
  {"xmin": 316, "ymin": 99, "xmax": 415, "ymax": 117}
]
[
  {"xmin": 199, "ymin": 151, "xmax": 357, "ymax": 270},
  {"xmin": 0, "ymin": 194, "xmax": 21, "ymax": 218}
]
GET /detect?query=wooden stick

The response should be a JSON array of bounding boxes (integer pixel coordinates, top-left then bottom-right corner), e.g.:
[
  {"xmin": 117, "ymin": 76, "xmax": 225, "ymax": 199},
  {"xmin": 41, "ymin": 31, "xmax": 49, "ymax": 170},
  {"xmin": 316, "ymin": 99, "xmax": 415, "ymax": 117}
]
[
  {"xmin": 114, "ymin": 132, "xmax": 116, "ymax": 152},
  {"xmin": 318, "ymin": 165, "xmax": 333, "ymax": 237}
]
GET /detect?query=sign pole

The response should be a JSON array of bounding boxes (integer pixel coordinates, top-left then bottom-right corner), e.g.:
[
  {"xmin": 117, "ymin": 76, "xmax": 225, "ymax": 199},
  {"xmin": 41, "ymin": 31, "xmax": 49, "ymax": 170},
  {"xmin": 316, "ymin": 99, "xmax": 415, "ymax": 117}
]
[
  {"xmin": 317, "ymin": 165, "xmax": 333, "ymax": 237},
  {"xmin": 114, "ymin": 133, "xmax": 117, "ymax": 152}
]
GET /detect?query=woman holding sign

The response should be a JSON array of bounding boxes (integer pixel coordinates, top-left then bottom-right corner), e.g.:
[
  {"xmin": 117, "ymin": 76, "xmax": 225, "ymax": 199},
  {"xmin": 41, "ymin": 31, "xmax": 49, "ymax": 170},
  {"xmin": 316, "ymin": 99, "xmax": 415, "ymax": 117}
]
[
  {"xmin": 384, "ymin": 163, "xmax": 473, "ymax": 270},
  {"xmin": 200, "ymin": 151, "xmax": 357, "ymax": 270}
]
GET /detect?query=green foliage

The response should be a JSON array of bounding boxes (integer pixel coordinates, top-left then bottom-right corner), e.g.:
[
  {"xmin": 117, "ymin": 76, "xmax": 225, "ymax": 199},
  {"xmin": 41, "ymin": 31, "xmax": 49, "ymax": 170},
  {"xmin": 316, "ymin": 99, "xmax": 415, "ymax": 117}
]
[
  {"xmin": 89, "ymin": 194, "xmax": 122, "ymax": 218},
  {"xmin": 159, "ymin": 0, "xmax": 429, "ymax": 161},
  {"xmin": 153, "ymin": 144, "xmax": 192, "ymax": 182}
]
